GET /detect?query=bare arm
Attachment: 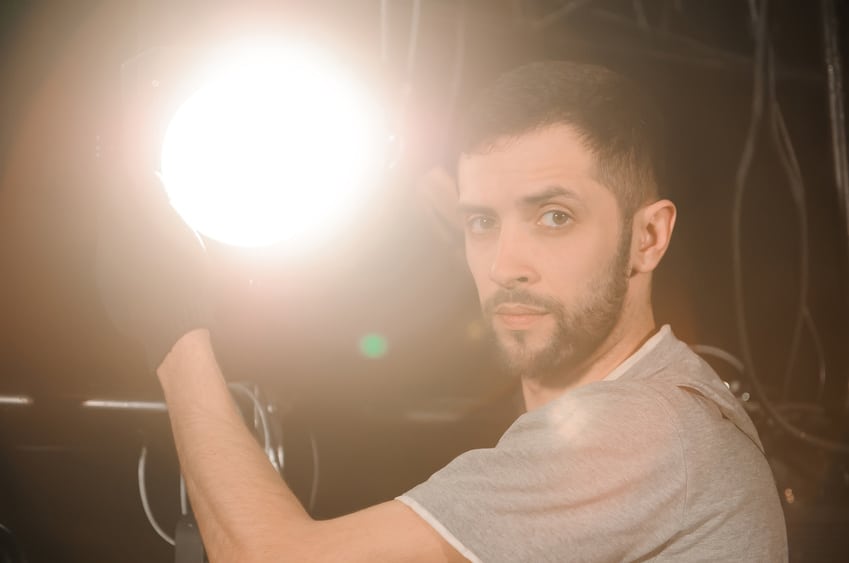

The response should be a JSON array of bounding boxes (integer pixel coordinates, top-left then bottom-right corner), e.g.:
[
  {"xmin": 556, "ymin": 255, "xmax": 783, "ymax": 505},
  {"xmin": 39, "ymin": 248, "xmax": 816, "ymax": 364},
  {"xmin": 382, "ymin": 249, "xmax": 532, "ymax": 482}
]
[{"xmin": 157, "ymin": 328, "xmax": 466, "ymax": 563}]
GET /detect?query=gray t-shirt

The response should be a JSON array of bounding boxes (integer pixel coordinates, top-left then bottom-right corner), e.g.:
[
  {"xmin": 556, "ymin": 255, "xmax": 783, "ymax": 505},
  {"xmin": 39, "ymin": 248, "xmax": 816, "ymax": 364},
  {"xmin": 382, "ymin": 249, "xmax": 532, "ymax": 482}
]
[{"xmin": 398, "ymin": 326, "xmax": 787, "ymax": 562}]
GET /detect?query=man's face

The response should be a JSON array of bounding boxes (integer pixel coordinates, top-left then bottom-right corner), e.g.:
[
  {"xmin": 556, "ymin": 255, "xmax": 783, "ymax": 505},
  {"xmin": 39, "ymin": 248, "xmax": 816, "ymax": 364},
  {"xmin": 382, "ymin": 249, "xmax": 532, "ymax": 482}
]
[{"xmin": 458, "ymin": 124, "xmax": 632, "ymax": 382}]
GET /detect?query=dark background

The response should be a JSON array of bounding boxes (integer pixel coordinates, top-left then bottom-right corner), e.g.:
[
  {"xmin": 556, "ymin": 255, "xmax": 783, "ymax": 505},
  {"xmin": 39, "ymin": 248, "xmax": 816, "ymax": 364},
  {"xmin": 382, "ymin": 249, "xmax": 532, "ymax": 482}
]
[{"xmin": 1, "ymin": 0, "xmax": 848, "ymax": 561}]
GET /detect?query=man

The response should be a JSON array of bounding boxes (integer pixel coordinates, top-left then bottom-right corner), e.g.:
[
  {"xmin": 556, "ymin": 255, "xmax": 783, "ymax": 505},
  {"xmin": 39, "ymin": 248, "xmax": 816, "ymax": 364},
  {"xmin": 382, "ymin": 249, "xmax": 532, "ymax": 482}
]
[{"xmin": 98, "ymin": 61, "xmax": 788, "ymax": 561}]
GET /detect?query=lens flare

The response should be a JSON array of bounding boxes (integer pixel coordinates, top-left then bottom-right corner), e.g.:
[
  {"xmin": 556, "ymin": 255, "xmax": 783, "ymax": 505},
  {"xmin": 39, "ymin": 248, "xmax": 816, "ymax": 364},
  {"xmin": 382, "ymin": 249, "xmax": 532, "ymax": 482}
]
[
  {"xmin": 358, "ymin": 333, "xmax": 389, "ymax": 359},
  {"xmin": 160, "ymin": 40, "xmax": 384, "ymax": 248}
]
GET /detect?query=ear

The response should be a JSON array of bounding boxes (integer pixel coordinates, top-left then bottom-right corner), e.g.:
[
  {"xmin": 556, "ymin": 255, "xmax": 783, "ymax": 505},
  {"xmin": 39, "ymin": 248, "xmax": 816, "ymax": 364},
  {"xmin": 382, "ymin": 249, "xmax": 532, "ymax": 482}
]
[{"xmin": 630, "ymin": 199, "xmax": 676, "ymax": 274}]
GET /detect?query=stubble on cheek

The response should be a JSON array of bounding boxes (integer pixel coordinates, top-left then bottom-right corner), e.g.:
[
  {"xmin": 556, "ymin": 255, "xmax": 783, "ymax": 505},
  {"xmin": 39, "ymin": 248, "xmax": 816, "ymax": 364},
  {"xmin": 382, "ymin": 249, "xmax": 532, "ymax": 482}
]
[{"xmin": 482, "ymin": 243, "xmax": 630, "ymax": 381}]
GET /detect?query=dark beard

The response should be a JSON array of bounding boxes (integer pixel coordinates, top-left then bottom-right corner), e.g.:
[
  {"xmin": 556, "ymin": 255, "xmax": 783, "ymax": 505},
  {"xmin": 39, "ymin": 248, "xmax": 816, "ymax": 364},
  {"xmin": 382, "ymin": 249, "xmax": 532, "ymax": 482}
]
[{"xmin": 482, "ymin": 230, "xmax": 632, "ymax": 383}]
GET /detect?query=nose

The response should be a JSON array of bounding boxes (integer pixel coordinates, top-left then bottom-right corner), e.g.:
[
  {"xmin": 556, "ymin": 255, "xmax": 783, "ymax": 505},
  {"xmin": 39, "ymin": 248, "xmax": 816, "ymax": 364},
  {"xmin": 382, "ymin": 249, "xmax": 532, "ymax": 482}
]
[{"xmin": 488, "ymin": 228, "xmax": 539, "ymax": 289}]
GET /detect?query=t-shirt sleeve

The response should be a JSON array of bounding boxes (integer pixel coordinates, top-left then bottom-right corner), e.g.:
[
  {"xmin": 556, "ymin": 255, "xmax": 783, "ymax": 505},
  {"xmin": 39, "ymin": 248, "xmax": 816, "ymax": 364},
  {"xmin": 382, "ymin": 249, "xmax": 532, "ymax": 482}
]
[{"xmin": 397, "ymin": 382, "xmax": 687, "ymax": 562}]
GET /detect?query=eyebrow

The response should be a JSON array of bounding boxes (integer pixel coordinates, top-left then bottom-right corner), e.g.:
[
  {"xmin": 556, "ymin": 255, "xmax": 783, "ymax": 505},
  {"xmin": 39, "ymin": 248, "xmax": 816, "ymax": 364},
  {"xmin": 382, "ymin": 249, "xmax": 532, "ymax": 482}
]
[
  {"xmin": 457, "ymin": 185, "xmax": 581, "ymax": 216},
  {"xmin": 520, "ymin": 185, "xmax": 581, "ymax": 207}
]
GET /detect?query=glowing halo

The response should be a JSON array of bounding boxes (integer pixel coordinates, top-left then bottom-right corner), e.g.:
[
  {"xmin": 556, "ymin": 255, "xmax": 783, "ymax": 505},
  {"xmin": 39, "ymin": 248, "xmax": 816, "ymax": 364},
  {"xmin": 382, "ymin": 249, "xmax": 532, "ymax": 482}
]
[{"xmin": 160, "ymin": 40, "xmax": 385, "ymax": 248}]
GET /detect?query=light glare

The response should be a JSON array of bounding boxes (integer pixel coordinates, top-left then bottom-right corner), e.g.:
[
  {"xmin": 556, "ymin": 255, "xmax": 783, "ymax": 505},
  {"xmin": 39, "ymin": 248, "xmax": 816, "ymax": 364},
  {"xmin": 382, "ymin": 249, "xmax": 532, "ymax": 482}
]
[{"xmin": 160, "ymin": 41, "xmax": 384, "ymax": 248}]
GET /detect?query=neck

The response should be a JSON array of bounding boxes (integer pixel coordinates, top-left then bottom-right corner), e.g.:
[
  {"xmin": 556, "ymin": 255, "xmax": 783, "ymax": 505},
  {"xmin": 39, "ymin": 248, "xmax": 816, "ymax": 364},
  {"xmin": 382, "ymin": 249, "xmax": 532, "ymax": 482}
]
[{"xmin": 521, "ymin": 296, "xmax": 657, "ymax": 411}]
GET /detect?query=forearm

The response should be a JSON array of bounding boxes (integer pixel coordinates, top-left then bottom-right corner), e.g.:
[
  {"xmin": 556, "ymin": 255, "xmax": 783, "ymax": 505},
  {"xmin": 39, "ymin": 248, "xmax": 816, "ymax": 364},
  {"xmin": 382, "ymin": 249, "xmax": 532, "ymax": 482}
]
[
  {"xmin": 157, "ymin": 329, "xmax": 312, "ymax": 561},
  {"xmin": 97, "ymin": 175, "xmax": 454, "ymax": 560}
]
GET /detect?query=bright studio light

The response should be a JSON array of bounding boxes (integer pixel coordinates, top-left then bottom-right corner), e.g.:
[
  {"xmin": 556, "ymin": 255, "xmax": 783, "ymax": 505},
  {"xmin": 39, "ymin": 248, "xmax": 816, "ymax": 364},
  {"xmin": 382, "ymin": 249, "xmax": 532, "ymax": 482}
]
[{"xmin": 160, "ymin": 40, "xmax": 384, "ymax": 248}]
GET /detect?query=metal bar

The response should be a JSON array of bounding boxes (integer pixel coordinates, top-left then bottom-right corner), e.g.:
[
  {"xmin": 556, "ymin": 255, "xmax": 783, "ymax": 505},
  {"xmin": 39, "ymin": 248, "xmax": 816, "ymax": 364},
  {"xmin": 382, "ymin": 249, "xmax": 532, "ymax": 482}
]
[
  {"xmin": 81, "ymin": 399, "xmax": 167, "ymax": 412},
  {"xmin": 0, "ymin": 395, "xmax": 33, "ymax": 406}
]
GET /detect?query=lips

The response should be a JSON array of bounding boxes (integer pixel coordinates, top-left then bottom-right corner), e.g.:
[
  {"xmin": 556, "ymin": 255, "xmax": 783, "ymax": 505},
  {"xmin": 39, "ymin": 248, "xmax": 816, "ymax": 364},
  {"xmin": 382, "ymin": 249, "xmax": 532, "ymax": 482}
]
[
  {"xmin": 495, "ymin": 304, "xmax": 547, "ymax": 315},
  {"xmin": 493, "ymin": 304, "xmax": 549, "ymax": 330}
]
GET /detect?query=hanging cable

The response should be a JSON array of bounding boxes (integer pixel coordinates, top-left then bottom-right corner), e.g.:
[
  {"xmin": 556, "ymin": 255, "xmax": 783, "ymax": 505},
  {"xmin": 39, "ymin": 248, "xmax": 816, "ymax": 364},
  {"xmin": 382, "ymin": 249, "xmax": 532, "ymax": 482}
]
[
  {"xmin": 821, "ymin": 0, "xmax": 849, "ymax": 257},
  {"xmin": 733, "ymin": 0, "xmax": 849, "ymax": 454},
  {"xmin": 693, "ymin": 342, "xmax": 829, "ymax": 415},
  {"xmin": 308, "ymin": 431, "xmax": 320, "ymax": 514},
  {"xmin": 755, "ymin": 3, "xmax": 829, "ymax": 412},
  {"xmin": 138, "ymin": 384, "xmax": 285, "ymax": 547},
  {"xmin": 804, "ymin": 310, "xmax": 828, "ymax": 401},
  {"xmin": 228, "ymin": 382, "xmax": 281, "ymax": 474},
  {"xmin": 138, "ymin": 446, "xmax": 176, "ymax": 546},
  {"xmin": 693, "ymin": 338, "xmax": 834, "ymax": 442},
  {"xmin": 691, "ymin": 344, "xmax": 745, "ymax": 375},
  {"xmin": 765, "ymin": 47, "xmax": 812, "ymax": 402}
]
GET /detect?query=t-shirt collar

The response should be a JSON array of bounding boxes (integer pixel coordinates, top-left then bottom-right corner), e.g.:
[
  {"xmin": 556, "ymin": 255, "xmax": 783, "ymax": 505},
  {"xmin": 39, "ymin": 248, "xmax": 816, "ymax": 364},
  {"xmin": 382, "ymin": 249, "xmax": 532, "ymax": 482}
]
[{"xmin": 602, "ymin": 325, "xmax": 672, "ymax": 382}]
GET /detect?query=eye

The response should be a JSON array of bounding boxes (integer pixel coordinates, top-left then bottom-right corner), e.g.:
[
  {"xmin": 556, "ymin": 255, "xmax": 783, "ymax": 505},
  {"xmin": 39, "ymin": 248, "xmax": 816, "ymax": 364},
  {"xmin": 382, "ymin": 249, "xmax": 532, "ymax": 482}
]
[
  {"xmin": 466, "ymin": 215, "xmax": 498, "ymax": 235},
  {"xmin": 539, "ymin": 209, "xmax": 572, "ymax": 228}
]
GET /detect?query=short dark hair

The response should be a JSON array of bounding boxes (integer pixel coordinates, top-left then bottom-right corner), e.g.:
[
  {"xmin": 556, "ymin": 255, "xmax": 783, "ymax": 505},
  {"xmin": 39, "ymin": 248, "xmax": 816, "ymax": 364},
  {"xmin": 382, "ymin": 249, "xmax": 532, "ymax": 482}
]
[{"xmin": 459, "ymin": 61, "xmax": 665, "ymax": 218}]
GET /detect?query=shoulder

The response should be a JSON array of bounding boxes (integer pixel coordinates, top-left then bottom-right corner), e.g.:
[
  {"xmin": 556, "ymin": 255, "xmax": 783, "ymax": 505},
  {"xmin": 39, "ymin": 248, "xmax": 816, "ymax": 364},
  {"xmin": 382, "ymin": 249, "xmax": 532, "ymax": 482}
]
[
  {"xmin": 512, "ymin": 380, "xmax": 687, "ymax": 450},
  {"xmin": 401, "ymin": 380, "xmax": 691, "ymax": 561},
  {"xmin": 484, "ymin": 380, "xmax": 690, "ymax": 497}
]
